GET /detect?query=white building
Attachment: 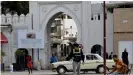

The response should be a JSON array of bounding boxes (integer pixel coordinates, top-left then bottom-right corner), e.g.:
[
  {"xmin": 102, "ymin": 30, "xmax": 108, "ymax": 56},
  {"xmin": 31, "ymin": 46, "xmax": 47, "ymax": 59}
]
[
  {"xmin": 63, "ymin": 18, "xmax": 77, "ymax": 38},
  {"xmin": 1, "ymin": 1, "xmax": 125, "ymax": 69}
]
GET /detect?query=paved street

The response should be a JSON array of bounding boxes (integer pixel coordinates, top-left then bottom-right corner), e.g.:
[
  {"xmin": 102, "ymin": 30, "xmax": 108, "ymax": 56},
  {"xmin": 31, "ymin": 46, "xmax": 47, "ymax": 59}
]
[
  {"xmin": 1, "ymin": 70, "xmax": 133, "ymax": 75},
  {"xmin": 0, "ymin": 70, "xmax": 108, "ymax": 75}
]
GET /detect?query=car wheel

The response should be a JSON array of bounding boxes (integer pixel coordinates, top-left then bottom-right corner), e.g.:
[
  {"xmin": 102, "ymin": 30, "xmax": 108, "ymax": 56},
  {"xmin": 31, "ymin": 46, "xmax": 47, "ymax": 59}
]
[
  {"xmin": 57, "ymin": 66, "xmax": 66, "ymax": 75},
  {"xmin": 96, "ymin": 65, "xmax": 109, "ymax": 73}
]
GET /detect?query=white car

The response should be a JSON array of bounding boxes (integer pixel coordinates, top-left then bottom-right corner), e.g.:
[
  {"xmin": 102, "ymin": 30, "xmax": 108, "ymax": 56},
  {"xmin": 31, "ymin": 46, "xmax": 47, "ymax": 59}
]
[{"xmin": 52, "ymin": 54, "xmax": 115, "ymax": 74}]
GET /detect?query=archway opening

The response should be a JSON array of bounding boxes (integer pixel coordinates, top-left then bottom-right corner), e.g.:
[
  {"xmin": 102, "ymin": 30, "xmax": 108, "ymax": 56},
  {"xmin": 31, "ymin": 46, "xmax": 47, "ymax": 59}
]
[
  {"xmin": 46, "ymin": 12, "xmax": 79, "ymax": 61},
  {"xmin": 15, "ymin": 48, "xmax": 29, "ymax": 70},
  {"xmin": 91, "ymin": 44, "xmax": 102, "ymax": 56}
]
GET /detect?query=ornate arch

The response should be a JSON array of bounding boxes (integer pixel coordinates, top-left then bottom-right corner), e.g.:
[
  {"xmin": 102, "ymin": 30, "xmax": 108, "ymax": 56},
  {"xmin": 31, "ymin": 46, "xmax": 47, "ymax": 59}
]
[{"xmin": 41, "ymin": 4, "xmax": 82, "ymax": 43}]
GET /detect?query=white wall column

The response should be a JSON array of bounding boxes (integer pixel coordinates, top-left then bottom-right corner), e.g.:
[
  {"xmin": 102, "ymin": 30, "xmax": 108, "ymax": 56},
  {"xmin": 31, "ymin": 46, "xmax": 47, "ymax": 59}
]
[
  {"xmin": 7, "ymin": 32, "xmax": 12, "ymax": 66},
  {"xmin": 42, "ymin": 28, "xmax": 49, "ymax": 69},
  {"xmin": 29, "ymin": 2, "xmax": 40, "ymax": 68},
  {"xmin": 29, "ymin": 2, "xmax": 40, "ymax": 30},
  {"xmin": 46, "ymin": 24, "xmax": 52, "ymax": 69},
  {"xmin": 81, "ymin": 2, "xmax": 91, "ymax": 54}
]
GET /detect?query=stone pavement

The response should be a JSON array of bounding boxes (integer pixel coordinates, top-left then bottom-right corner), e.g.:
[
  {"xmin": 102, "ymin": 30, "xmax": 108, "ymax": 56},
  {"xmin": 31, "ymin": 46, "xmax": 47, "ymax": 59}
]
[{"xmin": 1, "ymin": 70, "xmax": 133, "ymax": 75}]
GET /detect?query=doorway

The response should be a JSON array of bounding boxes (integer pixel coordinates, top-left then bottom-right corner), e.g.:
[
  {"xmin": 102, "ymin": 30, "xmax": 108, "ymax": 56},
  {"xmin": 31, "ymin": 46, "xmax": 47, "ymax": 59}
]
[
  {"xmin": 118, "ymin": 41, "xmax": 133, "ymax": 64},
  {"xmin": 15, "ymin": 48, "xmax": 29, "ymax": 70},
  {"xmin": 91, "ymin": 44, "xmax": 102, "ymax": 56},
  {"xmin": 46, "ymin": 13, "xmax": 78, "ymax": 61}
]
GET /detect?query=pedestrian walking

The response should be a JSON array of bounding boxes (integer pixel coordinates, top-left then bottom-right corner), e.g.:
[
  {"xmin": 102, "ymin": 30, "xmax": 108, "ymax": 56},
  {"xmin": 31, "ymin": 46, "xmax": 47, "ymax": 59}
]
[
  {"xmin": 106, "ymin": 52, "xmax": 109, "ymax": 59},
  {"xmin": 66, "ymin": 43, "xmax": 84, "ymax": 75},
  {"xmin": 50, "ymin": 53, "xmax": 58, "ymax": 71},
  {"xmin": 50, "ymin": 53, "xmax": 58, "ymax": 63},
  {"xmin": 109, "ymin": 52, "xmax": 113, "ymax": 59},
  {"xmin": 26, "ymin": 54, "xmax": 33, "ymax": 75},
  {"xmin": 122, "ymin": 48, "xmax": 129, "ymax": 73},
  {"xmin": 108, "ymin": 55, "xmax": 127, "ymax": 75}
]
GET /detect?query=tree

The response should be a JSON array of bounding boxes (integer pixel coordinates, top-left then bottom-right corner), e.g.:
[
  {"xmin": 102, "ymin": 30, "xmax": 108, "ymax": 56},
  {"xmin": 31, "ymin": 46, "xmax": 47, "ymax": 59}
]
[
  {"xmin": 1, "ymin": 51, "xmax": 6, "ymax": 57},
  {"xmin": 1, "ymin": 1, "xmax": 29, "ymax": 15},
  {"xmin": 15, "ymin": 50, "xmax": 25, "ymax": 64}
]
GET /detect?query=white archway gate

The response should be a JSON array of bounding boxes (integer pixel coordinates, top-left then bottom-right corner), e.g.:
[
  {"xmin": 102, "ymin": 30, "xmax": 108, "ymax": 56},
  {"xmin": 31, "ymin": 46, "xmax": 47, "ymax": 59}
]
[{"xmin": 30, "ymin": 1, "xmax": 91, "ymax": 69}]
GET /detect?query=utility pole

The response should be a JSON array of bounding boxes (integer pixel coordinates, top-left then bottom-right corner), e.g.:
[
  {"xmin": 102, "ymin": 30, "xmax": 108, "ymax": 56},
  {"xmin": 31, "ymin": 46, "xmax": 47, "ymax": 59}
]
[{"xmin": 103, "ymin": 1, "xmax": 107, "ymax": 75}]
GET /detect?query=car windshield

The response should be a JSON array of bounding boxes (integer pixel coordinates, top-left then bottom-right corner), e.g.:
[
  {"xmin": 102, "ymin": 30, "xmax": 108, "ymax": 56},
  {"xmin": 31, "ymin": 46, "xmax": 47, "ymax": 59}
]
[{"xmin": 95, "ymin": 54, "xmax": 103, "ymax": 60}]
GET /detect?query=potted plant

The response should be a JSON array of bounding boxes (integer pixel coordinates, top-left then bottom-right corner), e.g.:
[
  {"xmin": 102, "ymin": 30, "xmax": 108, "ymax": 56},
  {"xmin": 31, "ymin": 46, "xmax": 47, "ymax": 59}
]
[
  {"xmin": 1, "ymin": 50, "xmax": 6, "ymax": 72},
  {"xmin": 15, "ymin": 50, "xmax": 25, "ymax": 56}
]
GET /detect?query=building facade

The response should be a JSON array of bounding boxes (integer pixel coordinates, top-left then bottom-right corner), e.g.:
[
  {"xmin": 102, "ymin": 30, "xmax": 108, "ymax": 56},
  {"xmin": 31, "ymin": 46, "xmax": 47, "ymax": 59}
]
[
  {"xmin": 1, "ymin": 1, "xmax": 117, "ymax": 69},
  {"xmin": 113, "ymin": 8, "xmax": 133, "ymax": 64}
]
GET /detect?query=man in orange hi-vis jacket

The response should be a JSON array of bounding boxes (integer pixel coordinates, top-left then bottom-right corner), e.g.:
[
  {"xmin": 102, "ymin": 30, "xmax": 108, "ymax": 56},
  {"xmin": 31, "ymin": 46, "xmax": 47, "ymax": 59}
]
[{"xmin": 109, "ymin": 55, "xmax": 127, "ymax": 75}]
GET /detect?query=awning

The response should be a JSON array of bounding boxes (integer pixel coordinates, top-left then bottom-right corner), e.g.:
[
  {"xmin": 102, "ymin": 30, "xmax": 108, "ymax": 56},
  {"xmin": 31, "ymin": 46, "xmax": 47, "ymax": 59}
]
[{"xmin": 0, "ymin": 32, "xmax": 8, "ymax": 44}]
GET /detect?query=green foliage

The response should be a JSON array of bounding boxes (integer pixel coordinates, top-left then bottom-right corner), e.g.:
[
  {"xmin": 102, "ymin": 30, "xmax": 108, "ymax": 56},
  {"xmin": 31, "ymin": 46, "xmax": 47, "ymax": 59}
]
[
  {"xmin": 1, "ymin": 51, "xmax": 6, "ymax": 57},
  {"xmin": 1, "ymin": 1, "xmax": 29, "ymax": 15},
  {"xmin": 15, "ymin": 50, "xmax": 25, "ymax": 56}
]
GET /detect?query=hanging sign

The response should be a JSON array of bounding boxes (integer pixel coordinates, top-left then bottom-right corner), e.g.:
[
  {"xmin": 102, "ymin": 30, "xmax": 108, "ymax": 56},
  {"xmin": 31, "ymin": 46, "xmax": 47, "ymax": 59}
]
[{"xmin": 18, "ymin": 30, "xmax": 44, "ymax": 48}]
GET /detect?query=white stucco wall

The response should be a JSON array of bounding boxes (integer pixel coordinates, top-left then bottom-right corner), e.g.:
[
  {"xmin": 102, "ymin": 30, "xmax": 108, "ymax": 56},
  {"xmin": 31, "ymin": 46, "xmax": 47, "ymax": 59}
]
[
  {"xmin": 106, "ymin": 12, "xmax": 113, "ymax": 54},
  {"xmin": 90, "ymin": 13, "xmax": 104, "ymax": 50},
  {"xmin": 90, "ymin": 4, "xmax": 113, "ymax": 55},
  {"xmin": 1, "ymin": 13, "xmax": 31, "ymax": 67},
  {"xmin": 29, "ymin": 1, "xmax": 92, "ymax": 69},
  {"xmin": 1, "ymin": 31, "xmax": 11, "ymax": 67}
]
